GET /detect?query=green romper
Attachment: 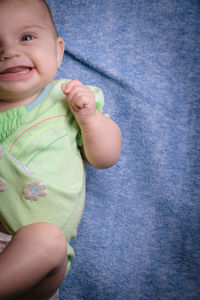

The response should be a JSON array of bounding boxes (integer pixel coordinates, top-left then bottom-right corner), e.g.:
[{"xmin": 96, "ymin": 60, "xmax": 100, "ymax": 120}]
[{"xmin": 0, "ymin": 79, "xmax": 105, "ymax": 272}]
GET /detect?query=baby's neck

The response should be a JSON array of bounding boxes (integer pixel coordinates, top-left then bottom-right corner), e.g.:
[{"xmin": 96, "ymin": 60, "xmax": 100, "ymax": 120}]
[{"xmin": 0, "ymin": 92, "xmax": 41, "ymax": 113}]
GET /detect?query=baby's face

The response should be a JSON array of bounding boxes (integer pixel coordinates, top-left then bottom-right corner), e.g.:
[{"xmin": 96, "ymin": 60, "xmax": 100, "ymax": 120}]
[{"xmin": 0, "ymin": 0, "xmax": 64, "ymax": 105}]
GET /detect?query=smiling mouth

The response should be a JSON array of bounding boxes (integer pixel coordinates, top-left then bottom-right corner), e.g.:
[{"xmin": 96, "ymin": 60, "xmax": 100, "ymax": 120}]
[
  {"xmin": 0, "ymin": 66, "xmax": 32, "ymax": 75},
  {"xmin": 0, "ymin": 66, "xmax": 35, "ymax": 79}
]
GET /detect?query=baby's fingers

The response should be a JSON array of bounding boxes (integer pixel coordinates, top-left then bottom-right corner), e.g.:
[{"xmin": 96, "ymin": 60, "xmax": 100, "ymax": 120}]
[
  {"xmin": 61, "ymin": 80, "xmax": 84, "ymax": 95},
  {"xmin": 71, "ymin": 96, "xmax": 87, "ymax": 112},
  {"xmin": 61, "ymin": 80, "xmax": 96, "ymax": 118}
]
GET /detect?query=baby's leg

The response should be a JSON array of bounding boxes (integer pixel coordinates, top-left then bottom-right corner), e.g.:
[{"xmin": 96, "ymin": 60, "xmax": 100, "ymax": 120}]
[{"xmin": 0, "ymin": 222, "xmax": 67, "ymax": 299}]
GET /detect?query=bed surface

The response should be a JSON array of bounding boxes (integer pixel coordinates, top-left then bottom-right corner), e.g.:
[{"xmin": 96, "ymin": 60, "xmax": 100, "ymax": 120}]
[{"xmin": 47, "ymin": 0, "xmax": 200, "ymax": 299}]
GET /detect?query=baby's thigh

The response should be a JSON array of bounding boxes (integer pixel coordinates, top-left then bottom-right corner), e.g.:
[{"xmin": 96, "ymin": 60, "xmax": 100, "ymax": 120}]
[{"xmin": 1, "ymin": 223, "xmax": 67, "ymax": 259}]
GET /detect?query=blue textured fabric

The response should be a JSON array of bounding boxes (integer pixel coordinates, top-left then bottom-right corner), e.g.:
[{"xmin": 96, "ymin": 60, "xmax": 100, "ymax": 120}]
[{"xmin": 46, "ymin": 1, "xmax": 200, "ymax": 299}]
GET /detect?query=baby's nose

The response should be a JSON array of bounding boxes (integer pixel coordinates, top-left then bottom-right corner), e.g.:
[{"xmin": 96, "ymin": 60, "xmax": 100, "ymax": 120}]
[{"xmin": 0, "ymin": 45, "xmax": 20, "ymax": 61}]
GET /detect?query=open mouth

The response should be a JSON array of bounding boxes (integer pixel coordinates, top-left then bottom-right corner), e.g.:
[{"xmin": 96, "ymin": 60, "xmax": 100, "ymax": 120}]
[
  {"xmin": 0, "ymin": 66, "xmax": 34, "ymax": 79},
  {"xmin": 0, "ymin": 66, "xmax": 32, "ymax": 75}
]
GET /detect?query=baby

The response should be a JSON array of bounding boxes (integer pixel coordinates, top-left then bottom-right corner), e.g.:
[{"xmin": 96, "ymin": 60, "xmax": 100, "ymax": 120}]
[{"xmin": 0, "ymin": 0, "xmax": 121, "ymax": 299}]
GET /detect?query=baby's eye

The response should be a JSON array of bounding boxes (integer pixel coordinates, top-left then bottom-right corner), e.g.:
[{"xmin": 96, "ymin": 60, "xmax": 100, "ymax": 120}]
[{"xmin": 21, "ymin": 35, "xmax": 33, "ymax": 41}]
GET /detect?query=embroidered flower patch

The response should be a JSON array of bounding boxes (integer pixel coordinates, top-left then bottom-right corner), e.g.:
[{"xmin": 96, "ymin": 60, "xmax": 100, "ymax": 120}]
[
  {"xmin": 0, "ymin": 146, "xmax": 4, "ymax": 159},
  {"xmin": 0, "ymin": 178, "xmax": 6, "ymax": 192},
  {"xmin": 24, "ymin": 181, "xmax": 46, "ymax": 200}
]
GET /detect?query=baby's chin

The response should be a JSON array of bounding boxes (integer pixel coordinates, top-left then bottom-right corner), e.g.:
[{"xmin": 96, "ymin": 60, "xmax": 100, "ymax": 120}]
[{"xmin": 0, "ymin": 88, "xmax": 42, "ymax": 110}]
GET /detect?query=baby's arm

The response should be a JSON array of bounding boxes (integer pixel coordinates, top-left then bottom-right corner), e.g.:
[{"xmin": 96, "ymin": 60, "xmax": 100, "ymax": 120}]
[{"xmin": 61, "ymin": 80, "xmax": 122, "ymax": 169}]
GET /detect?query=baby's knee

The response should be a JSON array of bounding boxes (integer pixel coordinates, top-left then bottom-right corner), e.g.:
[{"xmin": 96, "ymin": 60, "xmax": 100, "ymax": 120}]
[{"xmin": 17, "ymin": 222, "xmax": 67, "ymax": 260}]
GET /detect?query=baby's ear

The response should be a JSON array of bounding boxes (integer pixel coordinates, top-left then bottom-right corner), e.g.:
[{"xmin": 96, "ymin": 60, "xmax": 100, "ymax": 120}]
[{"xmin": 56, "ymin": 37, "xmax": 65, "ymax": 68}]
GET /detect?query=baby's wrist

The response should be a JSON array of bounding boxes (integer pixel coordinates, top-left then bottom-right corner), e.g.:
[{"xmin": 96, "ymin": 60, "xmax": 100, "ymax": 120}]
[{"xmin": 78, "ymin": 109, "xmax": 100, "ymax": 130}]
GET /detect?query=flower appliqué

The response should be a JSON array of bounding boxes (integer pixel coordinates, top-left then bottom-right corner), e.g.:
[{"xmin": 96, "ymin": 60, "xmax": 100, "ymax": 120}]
[
  {"xmin": 24, "ymin": 181, "xmax": 46, "ymax": 200},
  {"xmin": 0, "ymin": 146, "xmax": 4, "ymax": 159},
  {"xmin": 0, "ymin": 178, "xmax": 6, "ymax": 192}
]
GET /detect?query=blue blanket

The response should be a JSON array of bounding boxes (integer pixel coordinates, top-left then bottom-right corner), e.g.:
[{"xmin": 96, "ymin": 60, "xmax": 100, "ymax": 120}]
[{"xmin": 47, "ymin": 0, "xmax": 200, "ymax": 299}]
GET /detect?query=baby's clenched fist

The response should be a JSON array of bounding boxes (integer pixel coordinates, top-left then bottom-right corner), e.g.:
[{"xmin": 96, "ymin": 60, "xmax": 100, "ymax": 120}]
[{"xmin": 61, "ymin": 80, "xmax": 96, "ymax": 124}]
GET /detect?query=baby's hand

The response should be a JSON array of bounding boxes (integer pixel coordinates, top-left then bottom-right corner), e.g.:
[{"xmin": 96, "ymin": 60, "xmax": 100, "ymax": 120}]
[{"xmin": 61, "ymin": 80, "xmax": 96, "ymax": 124}]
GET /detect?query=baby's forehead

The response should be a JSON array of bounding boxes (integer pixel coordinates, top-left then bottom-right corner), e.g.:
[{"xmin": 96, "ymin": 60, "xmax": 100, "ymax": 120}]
[
  {"xmin": 0, "ymin": 0, "xmax": 57, "ymax": 36},
  {"xmin": 0, "ymin": 0, "xmax": 50, "ymax": 18}
]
